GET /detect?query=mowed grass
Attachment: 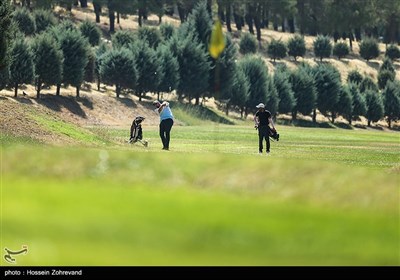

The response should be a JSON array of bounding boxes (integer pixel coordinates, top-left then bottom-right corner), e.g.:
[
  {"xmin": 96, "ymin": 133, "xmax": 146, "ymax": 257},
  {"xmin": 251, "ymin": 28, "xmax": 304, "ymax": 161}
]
[{"xmin": 2, "ymin": 124, "xmax": 399, "ymax": 265}]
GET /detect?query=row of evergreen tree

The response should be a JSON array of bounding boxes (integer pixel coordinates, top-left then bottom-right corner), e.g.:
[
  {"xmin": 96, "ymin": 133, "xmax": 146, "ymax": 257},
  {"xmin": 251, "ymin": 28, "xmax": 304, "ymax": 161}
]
[
  {"xmin": 10, "ymin": 0, "xmax": 400, "ymax": 45},
  {"xmin": 1, "ymin": 1, "xmax": 399, "ymax": 127},
  {"xmin": 239, "ymin": 32, "xmax": 400, "ymax": 62}
]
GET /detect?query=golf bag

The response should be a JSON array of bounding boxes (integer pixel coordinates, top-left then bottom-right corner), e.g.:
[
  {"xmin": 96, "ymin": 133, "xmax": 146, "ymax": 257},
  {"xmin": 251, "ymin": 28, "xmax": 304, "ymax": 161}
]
[
  {"xmin": 129, "ymin": 116, "xmax": 148, "ymax": 146},
  {"xmin": 269, "ymin": 127, "xmax": 279, "ymax": 141},
  {"xmin": 255, "ymin": 125, "xmax": 280, "ymax": 141}
]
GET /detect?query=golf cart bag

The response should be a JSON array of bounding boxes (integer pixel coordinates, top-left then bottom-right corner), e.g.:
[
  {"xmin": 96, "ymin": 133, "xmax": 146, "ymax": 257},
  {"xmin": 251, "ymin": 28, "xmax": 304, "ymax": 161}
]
[
  {"xmin": 269, "ymin": 127, "xmax": 279, "ymax": 141},
  {"xmin": 129, "ymin": 116, "xmax": 148, "ymax": 146}
]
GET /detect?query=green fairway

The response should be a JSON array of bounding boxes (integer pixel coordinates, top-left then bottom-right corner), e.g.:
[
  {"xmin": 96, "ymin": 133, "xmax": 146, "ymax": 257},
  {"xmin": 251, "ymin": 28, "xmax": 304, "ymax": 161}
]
[{"xmin": 1, "ymin": 125, "xmax": 399, "ymax": 265}]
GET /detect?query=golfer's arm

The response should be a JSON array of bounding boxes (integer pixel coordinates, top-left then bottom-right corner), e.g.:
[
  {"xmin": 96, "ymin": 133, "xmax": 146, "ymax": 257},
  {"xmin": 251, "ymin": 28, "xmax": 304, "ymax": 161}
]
[
  {"xmin": 254, "ymin": 115, "xmax": 259, "ymax": 125},
  {"xmin": 269, "ymin": 117, "xmax": 275, "ymax": 129}
]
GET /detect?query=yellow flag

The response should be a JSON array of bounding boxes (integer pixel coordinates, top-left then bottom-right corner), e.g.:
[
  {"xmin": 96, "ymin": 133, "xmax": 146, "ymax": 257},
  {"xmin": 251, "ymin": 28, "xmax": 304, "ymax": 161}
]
[{"xmin": 208, "ymin": 19, "xmax": 226, "ymax": 59}]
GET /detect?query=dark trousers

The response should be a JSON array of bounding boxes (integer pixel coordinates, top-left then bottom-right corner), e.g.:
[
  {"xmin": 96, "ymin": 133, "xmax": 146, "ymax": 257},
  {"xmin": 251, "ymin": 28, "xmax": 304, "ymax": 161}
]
[
  {"xmin": 159, "ymin": 118, "xmax": 173, "ymax": 149},
  {"xmin": 258, "ymin": 125, "xmax": 270, "ymax": 153}
]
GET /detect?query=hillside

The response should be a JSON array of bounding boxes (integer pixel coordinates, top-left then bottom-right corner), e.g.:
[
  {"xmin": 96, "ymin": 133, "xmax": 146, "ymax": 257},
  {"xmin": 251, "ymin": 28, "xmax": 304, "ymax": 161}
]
[
  {"xmin": 1, "ymin": 3, "xmax": 399, "ymax": 146},
  {"xmin": 65, "ymin": 2, "xmax": 400, "ymax": 83}
]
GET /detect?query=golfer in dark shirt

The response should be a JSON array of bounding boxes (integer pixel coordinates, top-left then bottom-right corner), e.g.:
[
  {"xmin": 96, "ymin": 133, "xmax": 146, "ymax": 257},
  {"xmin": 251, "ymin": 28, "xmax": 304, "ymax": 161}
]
[{"xmin": 254, "ymin": 103, "xmax": 276, "ymax": 154}]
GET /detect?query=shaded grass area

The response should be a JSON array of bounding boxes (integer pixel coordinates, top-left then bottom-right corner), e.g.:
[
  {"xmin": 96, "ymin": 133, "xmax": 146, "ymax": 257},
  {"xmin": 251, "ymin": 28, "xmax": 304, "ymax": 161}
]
[
  {"xmin": 170, "ymin": 101, "xmax": 235, "ymax": 126},
  {"xmin": 31, "ymin": 112, "xmax": 109, "ymax": 145},
  {"xmin": 2, "ymin": 147, "xmax": 399, "ymax": 265}
]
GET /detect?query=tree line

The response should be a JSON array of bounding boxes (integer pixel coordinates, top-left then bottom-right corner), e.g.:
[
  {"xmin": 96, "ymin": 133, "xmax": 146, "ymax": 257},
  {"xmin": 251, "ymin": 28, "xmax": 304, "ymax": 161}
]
[
  {"xmin": 8, "ymin": 0, "xmax": 400, "ymax": 45},
  {"xmin": 0, "ymin": 0, "xmax": 399, "ymax": 127}
]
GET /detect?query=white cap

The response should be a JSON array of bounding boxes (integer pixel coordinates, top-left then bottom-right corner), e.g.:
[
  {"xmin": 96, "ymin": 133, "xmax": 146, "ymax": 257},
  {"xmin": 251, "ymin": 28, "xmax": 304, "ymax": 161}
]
[{"xmin": 256, "ymin": 103, "xmax": 265, "ymax": 108}]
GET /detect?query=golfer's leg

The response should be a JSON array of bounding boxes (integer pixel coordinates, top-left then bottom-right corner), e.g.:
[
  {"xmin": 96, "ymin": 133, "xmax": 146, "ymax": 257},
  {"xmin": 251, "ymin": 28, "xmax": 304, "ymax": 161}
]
[
  {"xmin": 159, "ymin": 122, "xmax": 166, "ymax": 148},
  {"xmin": 165, "ymin": 119, "xmax": 173, "ymax": 149},
  {"xmin": 266, "ymin": 135, "xmax": 270, "ymax": 152},
  {"xmin": 258, "ymin": 131, "xmax": 263, "ymax": 152}
]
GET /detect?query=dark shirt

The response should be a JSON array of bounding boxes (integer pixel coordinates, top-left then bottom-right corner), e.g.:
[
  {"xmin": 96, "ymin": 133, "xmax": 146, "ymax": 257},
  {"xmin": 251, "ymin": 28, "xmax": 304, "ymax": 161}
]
[{"xmin": 255, "ymin": 110, "xmax": 271, "ymax": 126}]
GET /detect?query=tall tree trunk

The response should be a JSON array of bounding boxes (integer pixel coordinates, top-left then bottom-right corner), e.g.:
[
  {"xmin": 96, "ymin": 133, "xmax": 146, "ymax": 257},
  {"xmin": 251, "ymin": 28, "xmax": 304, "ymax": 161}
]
[
  {"xmin": 94, "ymin": 3, "xmax": 101, "ymax": 23},
  {"xmin": 36, "ymin": 79, "xmax": 41, "ymax": 99},
  {"xmin": 240, "ymin": 107, "xmax": 244, "ymax": 119},
  {"xmin": 218, "ymin": 1, "xmax": 225, "ymax": 22},
  {"xmin": 195, "ymin": 96, "xmax": 200, "ymax": 106},
  {"xmin": 79, "ymin": 0, "xmax": 87, "ymax": 8},
  {"xmin": 253, "ymin": 4, "xmax": 261, "ymax": 42},
  {"xmin": 288, "ymin": 17, "xmax": 295, "ymax": 33},
  {"xmin": 109, "ymin": 9, "xmax": 115, "ymax": 33},
  {"xmin": 292, "ymin": 111, "xmax": 297, "ymax": 121},
  {"xmin": 368, "ymin": 120, "xmax": 371, "ymax": 127},
  {"xmin": 312, "ymin": 109, "xmax": 317, "ymax": 123},
  {"xmin": 245, "ymin": 6, "xmax": 254, "ymax": 34},
  {"xmin": 273, "ymin": 14, "xmax": 278, "ymax": 31},
  {"xmin": 226, "ymin": 2, "xmax": 231, "ymax": 32},
  {"xmin": 56, "ymin": 84, "xmax": 61, "ymax": 96},
  {"xmin": 116, "ymin": 84, "xmax": 120, "ymax": 98},
  {"xmin": 157, "ymin": 91, "xmax": 160, "ymax": 100},
  {"xmin": 97, "ymin": 78, "xmax": 101, "ymax": 91},
  {"xmin": 117, "ymin": 12, "xmax": 120, "ymax": 24},
  {"xmin": 138, "ymin": 8, "xmax": 144, "ymax": 27},
  {"xmin": 14, "ymin": 83, "xmax": 18, "ymax": 97},
  {"xmin": 233, "ymin": 11, "xmax": 242, "ymax": 31},
  {"xmin": 177, "ymin": 3, "xmax": 185, "ymax": 23},
  {"xmin": 76, "ymin": 86, "xmax": 80, "ymax": 98},
  {"xmin": 331, "ymin": 112, "xmax": 335, "ymax": 124},
  {"xmin": 281, "ymin": 18, "xmax": 285, "ymax": 32},
  {"xmin": 388, "ymin": 118, "xmax": 391, "ymax": 128},
  {"xmin": 66, "ymin": 3, "xmax": 72, "ymax": 12}
]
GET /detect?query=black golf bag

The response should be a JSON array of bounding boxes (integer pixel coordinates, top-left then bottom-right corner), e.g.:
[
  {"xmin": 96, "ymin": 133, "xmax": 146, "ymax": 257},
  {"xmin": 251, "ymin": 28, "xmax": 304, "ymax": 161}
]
[
  {"xmin": 129, "ymin": 116, "xmax": 147, "ymax": 145},
  {"xmin": 269, "ymin": 127, "xmax": 279, "ymax": 141}
]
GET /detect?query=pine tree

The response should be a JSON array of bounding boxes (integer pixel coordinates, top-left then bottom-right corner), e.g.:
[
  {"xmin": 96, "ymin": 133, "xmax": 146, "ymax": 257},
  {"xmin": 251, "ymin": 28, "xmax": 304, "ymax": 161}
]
[
  {"xmin": 359, "ymin": 38, "xmax": 380, "ymax": 61},
  {"xmin": 229, "ymin": 66, "xmax": 249, "ymax": 118},
  {"xmin": 239, "ymin": 32, "xmax": 257, "ymax": 54},
  {"xmin": 169, "ymin": 34, "xmax": 211, "ymax": 105},
  {"xmin": 365, "ymin": 90, "xmax": 384, "ymax": 127},
  {"xmin": 13, "ymin": 7, "xmax": 36, "ymax": 36},
  {"xmin": 382, "ymin": 81, "xmax": 400, "ymax": 128},
  {"xmin": 32, "ymin": 33, "xmax": 63, "ymax": 98},
  {"xmin": 56, "ymin": 29, "xmax": 90, "ymax": 97},
  {"xmin": 137, "ymin": 26, "xmax": 162, "ymax": 49},
  {"xmin": 289, "ymin": 67, "xmax": 317, "ymax": 120},
  {"xmin": 313, "ymin": 35, "xmax": 332, "ymax": 61},
  {"xmin": 359, "ymin": 76, "xmax": 378, "ymax": 93},
  {"xmin": 287, "ymin": 35, "xmax": 306, "ymax": 61},
  {"xmin": 273, "ymin": 70, "xmax": 295, "ymax": 115},
  {"xmin": 84, "ymin": 47, "xmax": 96, "ymax": 84},
  {"xmin": 333, "ymin": 42, "xmax": 349, "ymax": 60},
  {"xmin": 131, "ymin": 41, "xmax": 162, "ymax": 101},
  {"xmin": 267, "ymin": 39, "xmax": 287, "ymax": 62},
  {"xmin": 385, "ymin": 45, "xmax": 400, "ymax": 60},
  {"xmin": 209, "ymin": 34, "xmax": 237, "ymax": 102},
  {"xmin": 347, "ymin": 70, "xmax": 363, "ymax": 85},
  {"xmin": 335, "ymin": 85, "xmax": 353, "ymax": 124},
  {"xmin": 239, "ymin": 55, "xmax": 269, "ymax": 111},
  {"xmin": 160, "ymin": 23, "xmax": 176, "ymax": 41},
  {"xmin": 380, "ymin": 57, "xmax": 395, "ymax": 73},
  {"xmin": 94, "ymin": 42, "xmax": 108, "ymax": 91},
  {"xmin": 0, "ymin": 0, "xmax": 14, "ymax": 90},
  {"xmin": 348, "ymin": 83, "xmax": 367, "ymax": 125},
  {"xmin": 80, "ymin": 19, "xmax": 101, "ymax": 46},
  {"xmin": 33, "ymin": 9, "xmax": 57, "ymax": 33},
  {"xmin": 9, "ymin": 38, "xmax": 35, "ymax": 97},
  {"xmin": 156, "ymin": 44, "xmax": 179, "ymax": 100},
  {"xmin": 377, "ymin": 70, "xmax": 395, "ymax": 90},
  {"xmin": 112, "ymin": 30, "xmax": 136, "ymax": 49},
  {"xmin": 313, "ymin": 63, "xmax": 341, "ymax": 123},
  {"xmin": 265, "ymin": 76, "xmax": 279, "ymax": 116},
  {"xmin": 100, "ymin": 47, "xmax": 138, "ymax": 98}
]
